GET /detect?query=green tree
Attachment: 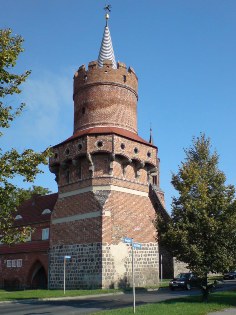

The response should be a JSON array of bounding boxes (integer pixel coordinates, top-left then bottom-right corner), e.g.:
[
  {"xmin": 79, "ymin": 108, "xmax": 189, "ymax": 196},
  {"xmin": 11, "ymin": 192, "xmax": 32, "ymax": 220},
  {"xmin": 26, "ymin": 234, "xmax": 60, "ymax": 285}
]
[
  {"xmin": 158, "ymin": 134, "xmax": 236, "ymax": 299},
  {"xmin": 0, "ymin": 29, "xmax": 50, "ymax": 244},
  {"xmin": 16, "ymin": 185, "xmax": 51, "ymax": 206}
]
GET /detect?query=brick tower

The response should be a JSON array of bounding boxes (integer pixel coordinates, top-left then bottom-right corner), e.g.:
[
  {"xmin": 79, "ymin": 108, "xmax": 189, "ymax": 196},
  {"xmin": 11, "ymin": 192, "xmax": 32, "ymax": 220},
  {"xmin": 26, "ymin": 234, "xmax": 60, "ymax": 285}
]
[{"xmin": 49, "ymin": 13, "xmax": 165, "ymax": 289}]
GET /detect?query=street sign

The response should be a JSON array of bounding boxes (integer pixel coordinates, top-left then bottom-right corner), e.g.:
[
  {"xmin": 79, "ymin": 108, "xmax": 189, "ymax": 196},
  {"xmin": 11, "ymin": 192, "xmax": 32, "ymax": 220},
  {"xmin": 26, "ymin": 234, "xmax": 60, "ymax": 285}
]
[
  {"xmin": 123, "ymin": 237, "xmax": 132, "ymax": 244},
  {"xmin": 64, "ymin": 255, "xmax": 71, "ymax": 259},
  {"xmin": 122, "ymin": 236, "xmax": 142, "ymax": 314},
  {"xmin": 133, "ymin": 243, "xmax": 142, "ymax": 250}
]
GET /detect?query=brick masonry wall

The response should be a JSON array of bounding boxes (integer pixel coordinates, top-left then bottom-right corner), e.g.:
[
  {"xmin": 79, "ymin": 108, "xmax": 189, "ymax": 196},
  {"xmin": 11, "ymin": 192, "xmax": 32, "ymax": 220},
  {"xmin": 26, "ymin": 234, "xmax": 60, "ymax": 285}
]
[
  {"xmin": 51, "ymin": 134, "xmax": 157, "ymax": 168},
  {"xmin": 0, "ymin": 222, "xmax": 51, "ymax": 289},
  {"xmin": 74, "ymin": 85, "xmax": 137, "ymax": 133},
  {"xmin": 73, "ymin": 60, "xmax": 138, "ymax": 134},
  {"xmin": 0, "ymin": 251, "xmax": 48, "ymax": 289},
  {"xmin": 49, "ymin": 134, "xmax": 158, "ymax": 190},
  {"xmin": 50, "ymin": 186, "xmax": 159, "ymax": 288}
]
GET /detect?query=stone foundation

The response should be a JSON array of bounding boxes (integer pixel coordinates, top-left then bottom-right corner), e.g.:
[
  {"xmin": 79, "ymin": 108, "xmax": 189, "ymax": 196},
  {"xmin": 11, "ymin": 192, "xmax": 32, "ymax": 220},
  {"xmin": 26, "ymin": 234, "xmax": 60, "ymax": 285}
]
[{"xmin": 49, "ymin": 242, "xmax": 159, "ymax": 289}]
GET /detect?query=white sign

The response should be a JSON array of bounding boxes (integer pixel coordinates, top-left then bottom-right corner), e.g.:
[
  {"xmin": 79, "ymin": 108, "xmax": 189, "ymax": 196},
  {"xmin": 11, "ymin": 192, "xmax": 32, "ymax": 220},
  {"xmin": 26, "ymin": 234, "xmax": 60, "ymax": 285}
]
[
  {"xmin": 123, "ymin": 237, "xmax": 132, "ymax": 244},
  {"xmin": 133, "ymin": 243, "xmax": 142, "ymax": 250}
]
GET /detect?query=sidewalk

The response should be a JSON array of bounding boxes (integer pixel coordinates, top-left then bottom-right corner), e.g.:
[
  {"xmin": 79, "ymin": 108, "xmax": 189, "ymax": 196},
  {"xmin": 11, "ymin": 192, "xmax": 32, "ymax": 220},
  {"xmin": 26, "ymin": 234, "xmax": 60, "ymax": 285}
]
[{"xmin": 208, "ymin": 309, "xmax": 236, "ymax": 315}]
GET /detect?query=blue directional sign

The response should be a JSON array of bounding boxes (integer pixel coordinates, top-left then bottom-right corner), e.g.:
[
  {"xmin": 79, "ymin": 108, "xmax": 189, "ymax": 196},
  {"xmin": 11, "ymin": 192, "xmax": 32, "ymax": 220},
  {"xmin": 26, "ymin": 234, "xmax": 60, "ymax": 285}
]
[
  {"xmin": 133, "ymin": 243, "xmax": 142, "ymax": 250},
  {"xmin": 64, "ymin": 255, "xmax": 71, "ymax": 259},
  {"xmin": 123, "ymin": 237, "xmax": 133, "ymax": 244}
]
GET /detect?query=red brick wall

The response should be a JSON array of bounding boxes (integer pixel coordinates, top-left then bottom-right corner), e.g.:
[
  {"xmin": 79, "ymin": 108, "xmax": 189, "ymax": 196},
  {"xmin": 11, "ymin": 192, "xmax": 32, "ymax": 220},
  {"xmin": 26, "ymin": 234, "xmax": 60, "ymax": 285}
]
[
  {"xmin": 0, "ymin": 249, "xmax": 49, "ymax": 289},
  {"xmin": 0, "ymin": 222, "xmax": 50, "ymax": 289},
  {"xmin": 102, "ymin": 191, "xmax": 157, "ymax": 244},
  {"xmin": 73, "ymin": 60, "xmax": 138, "ymax": 134}
]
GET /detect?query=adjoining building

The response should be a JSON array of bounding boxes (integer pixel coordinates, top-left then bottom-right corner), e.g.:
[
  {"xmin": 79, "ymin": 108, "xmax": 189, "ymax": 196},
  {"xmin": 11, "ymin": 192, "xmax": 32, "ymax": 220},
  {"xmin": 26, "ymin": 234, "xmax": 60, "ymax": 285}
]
[{"xmin": 0, "ymin": 193, "xmax": 57, "ymax": 290}]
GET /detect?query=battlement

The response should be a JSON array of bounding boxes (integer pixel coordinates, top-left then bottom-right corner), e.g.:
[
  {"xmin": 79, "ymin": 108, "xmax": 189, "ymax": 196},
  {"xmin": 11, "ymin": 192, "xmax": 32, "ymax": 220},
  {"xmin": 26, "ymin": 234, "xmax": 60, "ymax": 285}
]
[{"xmin": 73, "ymin": 60, "xmax": 138, "ymax": 97}]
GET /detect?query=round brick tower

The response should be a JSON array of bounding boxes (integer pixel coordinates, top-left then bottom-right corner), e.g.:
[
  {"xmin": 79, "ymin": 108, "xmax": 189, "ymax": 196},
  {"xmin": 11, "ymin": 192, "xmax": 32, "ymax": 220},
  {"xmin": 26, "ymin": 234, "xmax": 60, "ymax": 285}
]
[
  {"xmin": 49, "ymin": 13, "xmax": 166, "ymax": 290},
  {"xmin": 73, "ymin": 60, "xmax": 138, "ymax": 134}
]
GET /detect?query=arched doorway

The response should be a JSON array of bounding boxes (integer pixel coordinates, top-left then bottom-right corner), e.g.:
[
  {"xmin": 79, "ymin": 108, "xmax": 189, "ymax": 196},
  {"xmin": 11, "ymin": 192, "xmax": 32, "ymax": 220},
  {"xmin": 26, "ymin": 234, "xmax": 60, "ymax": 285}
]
[{"xmin": 29, "ymin": 261, "xmax": 47, "ymax": 289}]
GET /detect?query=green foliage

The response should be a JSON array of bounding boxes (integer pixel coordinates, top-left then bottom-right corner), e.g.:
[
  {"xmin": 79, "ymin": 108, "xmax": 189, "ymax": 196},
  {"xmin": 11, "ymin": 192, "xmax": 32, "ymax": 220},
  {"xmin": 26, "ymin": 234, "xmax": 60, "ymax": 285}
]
[
  {"xmin": 0, "ymin": 28, "xmax": 51, "ymax": 244},
  {"xmin": 158, "ymin": 134, "xmax": 236, "ymax": 279},
  {"xmin": 16, "ymin": 185, "xmax": 51, "ymax": 206},
  {"xmin": 0, "ymin": 28, "xmax": 30, "ymax": 134}
]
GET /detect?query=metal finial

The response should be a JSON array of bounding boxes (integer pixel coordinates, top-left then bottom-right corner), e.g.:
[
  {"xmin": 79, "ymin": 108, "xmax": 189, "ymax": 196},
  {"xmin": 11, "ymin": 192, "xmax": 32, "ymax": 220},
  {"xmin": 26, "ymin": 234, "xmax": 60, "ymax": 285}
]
[
  {"xmin": 149, "ymin": 126, "xmax": 153, "ymax": 144},
  {"xmin": 104, "ymin": 4, "xmax": 111, "ymax": 26}
]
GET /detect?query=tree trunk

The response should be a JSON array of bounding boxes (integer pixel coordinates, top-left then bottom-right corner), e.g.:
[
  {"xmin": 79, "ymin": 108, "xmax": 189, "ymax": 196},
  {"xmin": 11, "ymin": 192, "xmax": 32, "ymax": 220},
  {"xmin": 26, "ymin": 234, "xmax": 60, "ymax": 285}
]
[{"xmin": 201, "ymin": 273, "xmax": 209, "ymax": 302}]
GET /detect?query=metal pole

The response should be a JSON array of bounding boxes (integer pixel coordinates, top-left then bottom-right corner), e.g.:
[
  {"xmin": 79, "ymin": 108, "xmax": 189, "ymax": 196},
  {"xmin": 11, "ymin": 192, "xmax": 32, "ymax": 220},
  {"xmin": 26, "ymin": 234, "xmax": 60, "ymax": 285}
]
[
  {"xmin": 47, "ymin": 249, "xmax": 50, "ymax": 290},
  {"xmin": 132, "ymin": 238, "xmax": 135, "ymax": 314},
  {"xmin": 161, "ymin": 254, "xmax": 163, "ymax": 282},
  {"xmin": 64, "ymin": 256, "xmax": 66, "ymax": 294}
]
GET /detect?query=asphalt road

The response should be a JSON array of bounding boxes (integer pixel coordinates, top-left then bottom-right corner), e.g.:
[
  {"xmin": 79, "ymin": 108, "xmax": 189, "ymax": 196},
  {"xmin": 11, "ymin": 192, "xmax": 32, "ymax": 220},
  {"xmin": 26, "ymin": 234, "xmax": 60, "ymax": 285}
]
[{"xmin": 1, "ymin": 280, "xmax": 236, "ymax": 315}]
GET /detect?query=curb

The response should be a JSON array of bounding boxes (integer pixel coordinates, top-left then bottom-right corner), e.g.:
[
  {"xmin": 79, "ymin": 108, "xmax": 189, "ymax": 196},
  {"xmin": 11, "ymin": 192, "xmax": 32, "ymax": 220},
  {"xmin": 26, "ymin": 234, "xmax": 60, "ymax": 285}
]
[{"xmin": 0, "ymin": 292, "xmax": 124, "ymax": 305}]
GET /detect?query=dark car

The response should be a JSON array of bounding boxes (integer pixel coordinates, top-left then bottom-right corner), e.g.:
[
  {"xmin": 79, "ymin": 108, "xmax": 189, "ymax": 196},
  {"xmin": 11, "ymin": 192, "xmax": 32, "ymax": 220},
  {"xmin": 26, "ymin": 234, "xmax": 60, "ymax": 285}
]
[
  {"xmin": 169, "ymin": 272, "xmax": 199, "ymax": 290},
  {"xmin": 223, "ymin": 271, "xmax": 236, "ymax": 280}
]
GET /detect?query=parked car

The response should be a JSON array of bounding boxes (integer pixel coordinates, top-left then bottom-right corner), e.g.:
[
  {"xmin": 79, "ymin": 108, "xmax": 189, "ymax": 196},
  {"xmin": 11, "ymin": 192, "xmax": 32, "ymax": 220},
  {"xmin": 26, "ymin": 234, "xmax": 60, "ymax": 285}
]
[
  {"xmin": 169, "ymin": 272, "xmax": 199, "ymax": 290},
  {"xmin": 223, "ymin": 271, "xmax": 236, "ymax": 280}
]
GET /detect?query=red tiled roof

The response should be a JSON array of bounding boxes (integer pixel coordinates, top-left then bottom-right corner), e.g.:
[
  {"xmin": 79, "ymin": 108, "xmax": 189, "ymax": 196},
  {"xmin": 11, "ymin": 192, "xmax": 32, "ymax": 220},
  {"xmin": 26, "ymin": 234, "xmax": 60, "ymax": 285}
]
[
  {"xmin": 0, "ymin": 241, "xmax": 49, "ymax": 254},
  {"xmin": 14, "ymin": 193, "xmax": 58, "ymax": 226},
  {"xmin": 54, "ymin": 127, "xmax": 157, "ymax": 148}
]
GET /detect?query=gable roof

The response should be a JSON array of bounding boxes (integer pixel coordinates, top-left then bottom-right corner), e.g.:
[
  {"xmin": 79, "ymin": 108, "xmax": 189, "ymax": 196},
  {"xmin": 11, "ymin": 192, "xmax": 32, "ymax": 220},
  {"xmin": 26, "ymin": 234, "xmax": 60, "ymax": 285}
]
[{"xmin": 14, "ymin": 193, "xmax": 58, "ymax": 226}]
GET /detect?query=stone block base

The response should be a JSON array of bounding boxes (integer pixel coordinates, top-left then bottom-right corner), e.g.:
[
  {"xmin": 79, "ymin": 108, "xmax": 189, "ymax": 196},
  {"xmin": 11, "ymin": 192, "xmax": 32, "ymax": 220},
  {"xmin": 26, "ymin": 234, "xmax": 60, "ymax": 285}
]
[{"xmin": 49, "ymin": 242, "xmax": 159, "ymax": 289}]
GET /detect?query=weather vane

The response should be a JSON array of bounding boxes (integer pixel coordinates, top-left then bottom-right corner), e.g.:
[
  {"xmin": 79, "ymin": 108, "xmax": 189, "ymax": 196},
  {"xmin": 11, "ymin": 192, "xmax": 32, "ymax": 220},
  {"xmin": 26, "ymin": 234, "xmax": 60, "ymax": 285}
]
[
  {"xmin": 104, "ymin": 4, "xmax": 112, "ymax": 13},
  {"xmin": 104, "ymin": 4, "xmax": 112, "ymax": 25}
]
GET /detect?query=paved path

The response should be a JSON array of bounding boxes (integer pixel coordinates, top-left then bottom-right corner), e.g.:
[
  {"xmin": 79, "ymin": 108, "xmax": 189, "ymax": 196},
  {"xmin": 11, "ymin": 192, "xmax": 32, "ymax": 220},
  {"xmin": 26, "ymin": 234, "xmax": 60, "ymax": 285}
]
[{"xmin": 208, "ymin": 309, "xmax": 236, "ymax": 315}]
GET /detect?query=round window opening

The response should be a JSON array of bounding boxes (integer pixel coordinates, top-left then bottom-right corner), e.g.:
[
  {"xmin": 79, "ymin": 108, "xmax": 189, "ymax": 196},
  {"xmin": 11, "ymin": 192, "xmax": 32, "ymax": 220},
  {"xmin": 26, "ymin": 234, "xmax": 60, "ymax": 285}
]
[
  {"xmin": 78, "ymin": 143, "xmax": 83, "ymax": 151},
  {"xmin": 97, "ymin": 140, "xmax": 104, "ymax": 148},
  {"xmin": 147, "ymin": 151, "xmax": 151, "ymax": 158},
  {"xmin": 121, "ymin": 143, "xmax": 125, "ymax": 150},
  {"xmin": 134, "ymin": 147, "xmax": 139, "ymax": 154},
  {"xmin": 65, "ymin": 148, "xmax": 70, "ymax": 155}
]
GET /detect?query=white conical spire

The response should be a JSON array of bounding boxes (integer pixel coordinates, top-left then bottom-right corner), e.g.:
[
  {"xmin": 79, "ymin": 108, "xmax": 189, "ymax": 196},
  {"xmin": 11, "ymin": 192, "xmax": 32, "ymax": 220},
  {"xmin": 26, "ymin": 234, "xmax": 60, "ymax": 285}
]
[{"xmin": 98, "ymin": 14, "xmax": 117, "ymax": 69}]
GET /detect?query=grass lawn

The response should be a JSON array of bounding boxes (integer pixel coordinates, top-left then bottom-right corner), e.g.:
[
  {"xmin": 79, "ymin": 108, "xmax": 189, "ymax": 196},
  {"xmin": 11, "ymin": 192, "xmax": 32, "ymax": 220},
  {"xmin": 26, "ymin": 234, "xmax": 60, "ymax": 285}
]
[
  {"xmin": 158, "ymin": 279, "xmax": 171, "ymax": 288},
  {"xmin": 0, "ymin": 288, "xmax": 121, "ymax": 301},
  {"xmin": 94, "ymin": 291, "xmax": 236, "ymax": 315}
]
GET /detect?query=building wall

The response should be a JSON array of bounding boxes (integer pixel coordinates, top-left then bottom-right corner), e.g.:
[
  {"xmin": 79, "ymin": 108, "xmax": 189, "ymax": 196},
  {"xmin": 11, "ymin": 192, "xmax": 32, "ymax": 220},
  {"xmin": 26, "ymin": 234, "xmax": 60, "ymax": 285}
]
[
  {"xmin": 0, "ymin": 222, "xmax": 50, "ymax": 290},
  {"xmin": 0, "ymin": 250, "xmax": 48, "ymax": 290},
  {"xmin": 173, "ymin": 258, "xmax": 189, "ymax": 277}
]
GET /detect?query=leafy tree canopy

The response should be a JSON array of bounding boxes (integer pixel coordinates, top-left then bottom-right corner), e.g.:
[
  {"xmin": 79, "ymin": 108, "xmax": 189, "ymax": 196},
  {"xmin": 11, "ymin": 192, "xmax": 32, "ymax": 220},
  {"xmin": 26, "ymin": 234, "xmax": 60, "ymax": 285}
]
[
  {"xmin": 158, "ymin": 134, "xmax": 236, "ymax": 279},
  {"xmin": 0, "ymin": 29, "xmax": 51, "ymax": 244}
]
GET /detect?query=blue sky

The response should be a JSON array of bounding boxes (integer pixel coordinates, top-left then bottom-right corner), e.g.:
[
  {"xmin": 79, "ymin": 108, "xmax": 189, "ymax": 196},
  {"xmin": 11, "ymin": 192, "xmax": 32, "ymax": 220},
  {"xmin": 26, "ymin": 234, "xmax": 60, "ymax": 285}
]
[{"xmin": 1, "ymin": 0, "xmax": 236, "ymax": 212}]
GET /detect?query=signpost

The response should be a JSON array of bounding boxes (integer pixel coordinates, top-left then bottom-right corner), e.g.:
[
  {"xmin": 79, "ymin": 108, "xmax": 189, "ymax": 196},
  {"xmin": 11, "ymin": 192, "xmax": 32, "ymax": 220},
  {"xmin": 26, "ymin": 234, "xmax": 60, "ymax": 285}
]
[
  {"xmin": 64, "ymin": 255, "xmax": 71, "ymax": 294},
  {"xmin": 123, "ymin": 237, "xmax": 142, "ymax": 314},
  {"xmin": 160, "ymin": 254, "xmax": 163, "ymax": 282}
]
